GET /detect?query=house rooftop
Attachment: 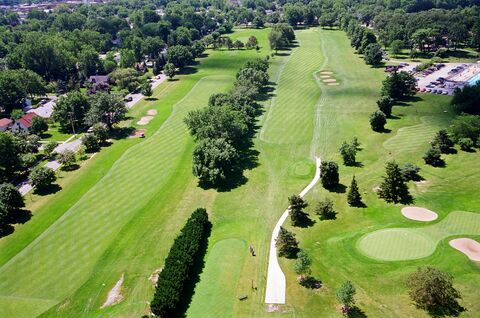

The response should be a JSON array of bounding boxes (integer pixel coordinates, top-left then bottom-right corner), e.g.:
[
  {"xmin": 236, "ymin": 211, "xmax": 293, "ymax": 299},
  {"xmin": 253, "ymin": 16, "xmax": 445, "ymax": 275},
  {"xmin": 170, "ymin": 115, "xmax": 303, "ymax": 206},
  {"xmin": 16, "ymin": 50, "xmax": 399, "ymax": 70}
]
[{"xmin": 0, "ymin": 118, "xmax": 13, "ymax": 126}]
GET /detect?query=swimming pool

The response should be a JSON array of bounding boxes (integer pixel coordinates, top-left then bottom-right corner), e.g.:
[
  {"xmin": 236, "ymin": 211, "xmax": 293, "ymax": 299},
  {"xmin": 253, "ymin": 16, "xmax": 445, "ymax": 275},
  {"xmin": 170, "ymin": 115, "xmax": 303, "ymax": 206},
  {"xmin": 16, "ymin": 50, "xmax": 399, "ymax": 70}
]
[{"xmin": 467, "ymin": 72, "xmax": 480, "ymax": 86}]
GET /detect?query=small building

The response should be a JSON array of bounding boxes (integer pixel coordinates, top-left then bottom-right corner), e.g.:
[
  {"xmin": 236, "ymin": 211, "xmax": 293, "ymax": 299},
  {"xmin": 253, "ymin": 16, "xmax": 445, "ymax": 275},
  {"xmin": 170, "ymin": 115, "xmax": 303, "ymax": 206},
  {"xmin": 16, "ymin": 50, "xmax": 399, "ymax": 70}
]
[
  {"xmin": 12, "ymin": 113, "xmax": 37, "ymax": 133},
  {"xmin": 0, "ymin": 118, "xmax": 13, "ymax": 132},
  {"xmin": 88, "ymin": 75, "xmax": 110, "ymax": 84}
]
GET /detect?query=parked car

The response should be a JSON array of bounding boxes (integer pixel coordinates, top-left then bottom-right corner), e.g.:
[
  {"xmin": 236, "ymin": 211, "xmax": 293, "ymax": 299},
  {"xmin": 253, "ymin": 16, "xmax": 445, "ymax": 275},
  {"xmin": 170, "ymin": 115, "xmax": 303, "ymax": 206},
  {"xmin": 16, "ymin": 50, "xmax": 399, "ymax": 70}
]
[{"xmin": 124, "ymin": 96, "xmax": 133, "ymax": 102}]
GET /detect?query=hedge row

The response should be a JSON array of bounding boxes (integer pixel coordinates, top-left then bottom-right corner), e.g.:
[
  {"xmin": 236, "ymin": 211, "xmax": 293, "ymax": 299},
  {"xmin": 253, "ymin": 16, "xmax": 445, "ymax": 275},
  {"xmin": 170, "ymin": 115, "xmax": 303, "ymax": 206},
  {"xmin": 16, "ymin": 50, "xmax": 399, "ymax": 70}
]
[{"xmin": 150, "ymin": 208, "xmax": 210, "ymax": 317}]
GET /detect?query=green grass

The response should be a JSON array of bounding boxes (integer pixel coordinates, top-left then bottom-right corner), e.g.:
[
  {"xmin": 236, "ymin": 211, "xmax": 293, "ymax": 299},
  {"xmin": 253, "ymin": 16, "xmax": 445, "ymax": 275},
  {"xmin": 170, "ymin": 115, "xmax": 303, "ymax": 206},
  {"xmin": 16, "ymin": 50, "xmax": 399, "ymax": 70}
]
[
  {"xmin": 1, "ymin": 26, "xmax": 479, "ymax": 318},
  {"xmin": 357, "ymin": 211, "xmax": 480, "ymax": 261},
  {"xmin": 186, "ymin": 239, "xmax": 247, "ymax": 317},
  {"xmin": 0, "ymin": 28, "xmax": 278, "ymax": 318},
  {"xmin": 285, "ymin": 29, "xmax": 480, "ymax": 317},
  {"xmin": 40, "ymin": 123, "xmax": 73, "ymax": 142}
]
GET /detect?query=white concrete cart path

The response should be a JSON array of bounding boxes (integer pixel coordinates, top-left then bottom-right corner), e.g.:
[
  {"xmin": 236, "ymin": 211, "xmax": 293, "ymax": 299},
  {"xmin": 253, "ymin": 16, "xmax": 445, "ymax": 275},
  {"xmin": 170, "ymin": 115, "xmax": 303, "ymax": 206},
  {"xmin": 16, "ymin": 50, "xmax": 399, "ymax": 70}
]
[{"xmin": 264, "ymin": 157, "xmax": 321, "ymax": 304}]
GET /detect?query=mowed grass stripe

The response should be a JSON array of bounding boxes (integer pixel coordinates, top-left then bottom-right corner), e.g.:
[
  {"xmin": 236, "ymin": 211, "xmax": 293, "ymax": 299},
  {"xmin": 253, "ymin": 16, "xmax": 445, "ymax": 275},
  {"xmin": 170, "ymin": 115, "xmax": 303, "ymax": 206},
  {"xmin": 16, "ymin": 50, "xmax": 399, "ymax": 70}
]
[
  {"xmin": 261, "ymin": 29, "xmax": 323, "ymax": 145},
  {"xmin": 0, "ymin": 76, "xmax": 231, "ymax": 302}
]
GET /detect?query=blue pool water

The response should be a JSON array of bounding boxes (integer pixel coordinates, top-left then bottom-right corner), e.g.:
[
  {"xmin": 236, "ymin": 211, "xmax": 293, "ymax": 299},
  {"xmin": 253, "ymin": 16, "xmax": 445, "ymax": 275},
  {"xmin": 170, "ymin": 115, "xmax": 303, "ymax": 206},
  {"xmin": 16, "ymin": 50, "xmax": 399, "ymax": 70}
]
[{"xmin": 467, "ymin": 72, "xmax": 480, "ymax": 86}]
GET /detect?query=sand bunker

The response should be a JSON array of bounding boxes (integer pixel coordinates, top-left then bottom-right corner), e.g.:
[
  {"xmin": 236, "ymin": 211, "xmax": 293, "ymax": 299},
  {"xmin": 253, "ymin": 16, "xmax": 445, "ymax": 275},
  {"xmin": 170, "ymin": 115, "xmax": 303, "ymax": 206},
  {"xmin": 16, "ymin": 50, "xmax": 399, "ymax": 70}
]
[
  {"xmin": 323, "ymin": 79, "xmax": 337, "ymax": 83},
  {"xmin": 449, "ymin": 238, "xmax": 480, "ymax": 261},
  {"xmin": 320, "ymin": 71, "xmax": 333, "ymax": 75},
  {"xmin": 401, "ymin": 207, "xmax": 438, "ymax": 222},
  {"xmin": 137, "ymin": 116, "xmax": 153, "ymax": 125},
  {"xmin": 147, "ymin": 109, "xmax": 157, "ymax": 116},
  {"xmin": 328, "ymin": 83, "xmax": 340, "ymax": 86},
  {"xmin": 101, "ymin": 274, "xmax": 124, "ymax": 308},
  {"xmin": 320, "ymin": 75, "xmax": 331, "ymax": 78}
]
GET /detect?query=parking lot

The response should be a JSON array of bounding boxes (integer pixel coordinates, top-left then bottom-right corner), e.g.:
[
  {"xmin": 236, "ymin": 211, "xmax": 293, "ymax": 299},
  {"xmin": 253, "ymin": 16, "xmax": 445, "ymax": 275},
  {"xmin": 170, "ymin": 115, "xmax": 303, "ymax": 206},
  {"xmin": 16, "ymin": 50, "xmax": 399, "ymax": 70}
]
[{"xmin": 387, "ymin": 61, "xmax": 480, "ymax": 96}]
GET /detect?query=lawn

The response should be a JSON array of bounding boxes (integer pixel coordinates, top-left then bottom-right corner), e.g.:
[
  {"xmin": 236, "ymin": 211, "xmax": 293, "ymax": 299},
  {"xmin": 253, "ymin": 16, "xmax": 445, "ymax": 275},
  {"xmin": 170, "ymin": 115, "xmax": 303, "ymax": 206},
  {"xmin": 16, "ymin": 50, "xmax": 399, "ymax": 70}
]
[
  {"xmin": 1, "ymin": 26, "xmax": 479, "ymax": 318},
  {"xmin": 280, "ymin": 29, "xmax": 480, "ymax": 317},
  {"xmin": 0, "ymin": 28, "xmax": 278, "ymax": 318}
]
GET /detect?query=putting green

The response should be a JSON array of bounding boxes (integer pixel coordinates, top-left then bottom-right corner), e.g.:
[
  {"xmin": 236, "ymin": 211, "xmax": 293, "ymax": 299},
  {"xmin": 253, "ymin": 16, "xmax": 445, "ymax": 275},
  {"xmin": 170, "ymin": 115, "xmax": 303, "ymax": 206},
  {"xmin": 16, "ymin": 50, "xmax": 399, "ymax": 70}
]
[
  {"xmin": 186, "ymin": 239, "xmax": 246, "ymax": 318},
  {"xmin": 357, "ymin": 228, "xmax": 436, "ymax": 261},
  {"xmin": 357, "ymin": 211, "xmax": 480, "ymax": 261}
]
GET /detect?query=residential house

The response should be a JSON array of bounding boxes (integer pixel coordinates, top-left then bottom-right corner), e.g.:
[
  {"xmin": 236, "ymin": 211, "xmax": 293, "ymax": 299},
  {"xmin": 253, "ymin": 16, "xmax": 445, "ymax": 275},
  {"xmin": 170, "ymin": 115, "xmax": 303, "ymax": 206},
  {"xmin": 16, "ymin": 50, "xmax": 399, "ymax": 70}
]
[
  {"xmin": 0, "ymin": 118, "xmax": 13, "ymax": 132},
  {"xmin": 12, "ymin": 113, "xmax": 37, "ymax": 133},
  {"xmin": 88, "ymin": 75, "xmax": 110, "ymax": 84}
]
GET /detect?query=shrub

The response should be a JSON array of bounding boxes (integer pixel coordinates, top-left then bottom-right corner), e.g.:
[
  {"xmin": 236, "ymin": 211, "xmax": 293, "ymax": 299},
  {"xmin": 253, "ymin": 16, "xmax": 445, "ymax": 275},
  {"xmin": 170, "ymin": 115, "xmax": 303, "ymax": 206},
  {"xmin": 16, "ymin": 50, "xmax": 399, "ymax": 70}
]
[
  {"xmin": 150, "ymin": 208, "xmax": 210, "ymax": 317},
  {"xmin": 315, "ymin": 198, "xmax": 336, "ymax": 220},
  {"xmin": 458, "ymin": 138, "xmax": 473, "ymax": 151}
]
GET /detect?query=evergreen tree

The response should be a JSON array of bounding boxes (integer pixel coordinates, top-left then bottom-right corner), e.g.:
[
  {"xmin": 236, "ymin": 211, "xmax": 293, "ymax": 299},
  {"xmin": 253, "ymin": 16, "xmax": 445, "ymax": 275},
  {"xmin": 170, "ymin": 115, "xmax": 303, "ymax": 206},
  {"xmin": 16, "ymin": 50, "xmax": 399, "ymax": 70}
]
[
  {"xmin": 288, "ymin": 194, "xmax": 308, "ymax": 226},
  {"xmin": 339, "ymin": 141, "xmax": 356, "ymax": 166},
  {"xmin": 432, "ymin": 130, "xmax": 454, "ymax": 153},
  {"xmin": 347, "ymin": 176, "xmax": 363, "ymax": 207},
  {"xmin": 376, "ymin": 96, "xmax": 394, "ymax": 117},
  {"xmin": 377, "ymin": 161, "xmax": 411, "ymax": 203},
  {"xmin": 423, "ymin": 147, "xmax": 444, "ymax": 166},
  {"xmin": 370, "ymin": 110, "xmax": 387, "ymax": 132},
  {"xmin": 336, "ymin": 281, "xmax": 356, "ymax": 313},
  {"xmin": 276, "ymin": 226, "xmax": 299, "ymax": 258}
]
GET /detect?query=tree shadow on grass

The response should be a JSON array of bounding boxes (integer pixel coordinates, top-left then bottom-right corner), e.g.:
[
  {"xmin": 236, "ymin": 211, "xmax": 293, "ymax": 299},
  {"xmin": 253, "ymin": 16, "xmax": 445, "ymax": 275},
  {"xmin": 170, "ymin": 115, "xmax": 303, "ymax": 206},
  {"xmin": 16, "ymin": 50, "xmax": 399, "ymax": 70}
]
[
  {"xmin": 0, "ymin": 224, "xmax": 14, "ymax": 238},
  {"xmin": 6, "ymin": 209, "xmax": 32, "ymax": 225},
  {"xmin": 110, "ymin": 127, "xmax": 135, "ymax": 140},
  {"xmin": 294, "ymin": 213, "xmax": 316, "ymax": 228},
  {"xmin": 425, "ymin": 301, "xmax": 465, "ymax": 318},
  {"xmin": 178, "ymin": 66, "xmax": 198, "ymax": 75},
  {"xmin": 175, "ymin": 221, "xmax": 212, "ymax": 318},
  {"xmin": 33, "ymin": 183, "xmax": 61, "ymax": 195},
  {"xmin": 145, "ymin": 97, "xmax": 158, "ymax": 101},
  {"xmin": 326, "ymin": 183, "xmax": 347, "ymax": 193},
  {"xmin": 347, "ymin": 306, "xmax": 368, "ymax": 318},
  {"xmin": 60, "ymin": 164, "xmax": 80, "ymax": 172}
]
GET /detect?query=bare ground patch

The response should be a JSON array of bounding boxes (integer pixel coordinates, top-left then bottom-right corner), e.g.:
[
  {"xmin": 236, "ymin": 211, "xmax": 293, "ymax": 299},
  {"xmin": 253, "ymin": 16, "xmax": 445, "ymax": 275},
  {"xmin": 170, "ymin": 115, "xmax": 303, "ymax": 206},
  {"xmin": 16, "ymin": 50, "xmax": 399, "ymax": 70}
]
[
  {"xmin": 101, "ymin": 273, "xmax": 124, "ymax": 308},
  {"xmin": 149, "ymin": 268, "xmax": 162, "ymax": 286},
  {"xmin": 137, "ymin": 116, "xmax": 154, "ymax": 125}
]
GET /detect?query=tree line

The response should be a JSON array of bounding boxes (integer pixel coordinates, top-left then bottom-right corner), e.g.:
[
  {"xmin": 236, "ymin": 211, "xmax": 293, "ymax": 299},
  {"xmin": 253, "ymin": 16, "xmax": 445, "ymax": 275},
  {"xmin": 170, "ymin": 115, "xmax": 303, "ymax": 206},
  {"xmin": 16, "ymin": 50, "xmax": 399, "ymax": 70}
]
[
  {"xmin": 184, "ymin": 57, "xmax": 270, "ymax": 188},
  {"xmin": 150, "ymin": 208, "xmax": 210, "ymax": 317}
]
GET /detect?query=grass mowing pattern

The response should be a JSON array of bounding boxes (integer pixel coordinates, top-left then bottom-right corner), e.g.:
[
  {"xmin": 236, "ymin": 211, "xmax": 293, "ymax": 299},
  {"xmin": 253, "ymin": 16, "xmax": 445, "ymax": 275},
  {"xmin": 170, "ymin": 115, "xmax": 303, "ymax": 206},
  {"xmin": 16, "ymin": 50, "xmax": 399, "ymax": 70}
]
[
  {"xmin": 288, "ymin": 29, "xmax": 480, "ymax": 317},
  {"xmin": 186, "ymin": 239, "xmax": 246, "ymax": 317},
  {"xmin": 358, "ymin": 211, "xmax": 480, "ymax": 261},
  {"xmin": 0, "ymin": 76, "xmax": 231, "ymax": 316}
]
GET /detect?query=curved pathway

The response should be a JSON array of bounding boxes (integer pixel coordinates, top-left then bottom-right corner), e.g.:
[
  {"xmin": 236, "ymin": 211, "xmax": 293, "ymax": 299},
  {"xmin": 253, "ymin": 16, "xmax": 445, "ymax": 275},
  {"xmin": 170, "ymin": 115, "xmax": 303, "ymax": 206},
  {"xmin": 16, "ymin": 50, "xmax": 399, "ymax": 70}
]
[{"xmin": 265, "ymin": 157, "xmax": 321, "ymax": 304}]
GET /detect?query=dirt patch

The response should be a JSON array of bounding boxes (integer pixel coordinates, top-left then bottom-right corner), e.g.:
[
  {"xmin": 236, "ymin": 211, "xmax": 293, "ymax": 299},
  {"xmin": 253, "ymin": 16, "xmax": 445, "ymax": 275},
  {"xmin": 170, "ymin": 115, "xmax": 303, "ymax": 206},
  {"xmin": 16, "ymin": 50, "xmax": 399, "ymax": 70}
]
[
  {"xmin": 101, "ymin": 273, "xmax": 124, "ymax": 308},
  {"xmin": 372, "ymin": 186, "xmax": 380, "ymax": 192},
  {"xmin": 323, "ymin": 79, "xmax": 337, "ymax": 83},
  {"xmin": 137, "ymin": 116, "xmax": 153, "ymax": 125},
  {"xmin": 401, "ymin": 207, "xmax": 438, "ymax": 222},
  {"xmin": 149, "ymin": 268, "xmax": 162, "ymax": 286},
  {"xmin": 147, "ymin": 109, "xmax": 157, "ymax": 116},
  {"xmin": 327, "ymin": 83, "xmax": 340, "ymax": 86},
  {"xmin": 449, "ymin": 238, "xmax": 480, "ymax": 261},
  {"xmin": 320, "ymin": 71, "xmax": 333, "ymax": 75},
  {"xmin": 129, "ymin": 129, "xmax": 145, "ymax": 138},
  {"xmin": 266, "ymin": 304, "xmax": 290, "ymax": 313}
]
